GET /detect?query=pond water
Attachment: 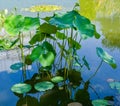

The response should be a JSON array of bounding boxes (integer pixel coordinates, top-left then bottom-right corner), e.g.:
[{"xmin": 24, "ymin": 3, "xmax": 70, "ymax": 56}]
[{"xmin": 0, "ymin": 0, "xmax": 120, "ymax": 106}]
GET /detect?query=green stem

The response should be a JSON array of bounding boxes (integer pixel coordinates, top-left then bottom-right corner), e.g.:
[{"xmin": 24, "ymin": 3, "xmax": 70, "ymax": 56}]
[
  {"xmin": 19, "ymin": 32, "xmax": 26, "ymax": 81},
  {"xmin": 87, "ymin": 60, "xmax": 103, "ymax": 81}
]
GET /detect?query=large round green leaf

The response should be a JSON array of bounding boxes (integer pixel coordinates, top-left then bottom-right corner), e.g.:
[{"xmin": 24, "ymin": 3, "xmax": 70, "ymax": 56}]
[
  {"xmin": 39, "ymin": 51, "xmax": 55, "ymax": 67},
  {"xmin": 11, "ymin": 83, "xmax": 32, "ymax": 94},
  {"xmin": 40, "ymin": 23, "xmax": 58, "ymax": 34},
  {"xmin": 49, "ymin": 10, "xmax": 76, "ymax": 28},
  {"xmin": 42, "ymin": 41, "xmax": 56, "ymax": 56},
  {"xmin": 96, "ymin": 47, "xmax": 117, "ymax": 69},
  {"xmin": 4, "ymin": 15, "xmax": 39, "ymax": 35},
  {"xmin": 49, "ymin": 10, "xmax": 99, "ymax": 39},
  {"xmin": 30, "ymin": 46, "xmax": 43, "ymax": 61},
  {"xmin": 92, "ymin": 99, "xmax": 111, "ymax": 106},
  {"xmin": 73, "ymin": 14, "xmax": 95, "ymax": 39},
  {"xmin": 51, "ymin": 76, "xmax": 64, "ymax": 83},
  {"xmin": 34, "ymin": 81, "xmax": 54, "ymax": 91}
]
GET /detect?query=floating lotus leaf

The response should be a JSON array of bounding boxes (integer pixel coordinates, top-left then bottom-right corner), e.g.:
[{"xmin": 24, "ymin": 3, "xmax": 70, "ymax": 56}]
[
  {"xmin": 96, "ymin": 47, "xmax": 117, "ymax": 69},
  {"xmin": 11, "ymin": 83, "xmax": 32, "ymax": 94},
  {"xmin": 10, "ymin": 62, "xmax": 23, "ymax": 70},
  {"xmin": 25, "ymin": 5, "xmax": 62, "ymax": 12},
  {"xmin": 51, "ymin": 76, "xmax": 64, "ymax": 83},
  {"xmin": 109, "ymin": 82, "xmax": 116, "ymax": 89},
  {"xmin": 92, "ymin": 99, "xmax": 111, "ymax": 106},
  {"xmin": 34, "ymin": 81, "xmax": 54, "ymax": 91},
  {"xmin": 109, "ymin": 81, "xmax": 120, "ymax": 90},
  {"xmin": 115, "ymin": 82, "xmax": 120, "ymax": 90}
]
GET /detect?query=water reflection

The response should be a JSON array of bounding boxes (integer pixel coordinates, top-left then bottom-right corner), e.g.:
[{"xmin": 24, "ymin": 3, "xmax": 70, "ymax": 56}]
[{"xmin": 97, "ymin": 17, "xmax": 120, "ymax": 49}]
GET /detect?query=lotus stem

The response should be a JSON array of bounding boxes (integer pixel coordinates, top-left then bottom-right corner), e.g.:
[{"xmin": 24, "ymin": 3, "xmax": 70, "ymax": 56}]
[{"xmin": 87, "ymin": 60, "xmax": 103, "ymax": 81}]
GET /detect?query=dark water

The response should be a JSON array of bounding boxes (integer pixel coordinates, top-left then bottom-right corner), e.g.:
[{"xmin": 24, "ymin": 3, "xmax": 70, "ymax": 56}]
[{"xmin": 0, "ymin": 0, "xmax": 120, "ymax": 105}]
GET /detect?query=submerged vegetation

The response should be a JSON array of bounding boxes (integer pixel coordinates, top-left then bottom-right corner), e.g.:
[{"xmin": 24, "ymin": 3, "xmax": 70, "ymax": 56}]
[{"xmin": 0, "ymin": 2, "xmax": 118, "ymax": 106}]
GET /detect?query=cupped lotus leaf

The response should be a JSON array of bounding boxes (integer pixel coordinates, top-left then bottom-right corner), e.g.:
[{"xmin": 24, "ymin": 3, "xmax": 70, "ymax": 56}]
[
  {"xmin": 92, "ymin": 99, "xmax": 111, "ymax": 106},
  {"xmin": 29, "ymin": 33, "xmax": 45, "ymax": 45},
  {"xmin": 49, "ymin": 10, "xmax": 98, "ymax": 39},
  {"xmin": 74, "ymin": 14, "xmax": 95, "ymax": 39},
  {"xmin": 40, "ymin": 23, "xmax": 58, "ymax": 34},
  {"xmin": 51, "ymin": 76, "xmax": 64, "ymax": 83},
  {"xmin": 42, "ymin": 41, "xmax": 56, "ymax": 56},
  {"xmin": 4, "ymin": 15, "xmax": 39, "ymax": 35},
  {"xmin": 4, "ymin": 15, "xmax": 24, "ymax": 35},
  {"xmin": 96, "ymin": 47, "xmax": 117, "ymax": 69},
  {"xmin": 11, "ymin": 83, "xmax": 32, "ymax": 94},
  {"xmin": 25, "ymin": 5, "xmax": 62, "ymax": 12},
  {"xmin": 49, "ymin": 10, "xmax": 76, "ymax": 28},
  {"xmin": 34, "ymin": 81, "xmax": 54, "ymax": 91},
  {"xmin": 56, "ymin": 31, "xmax": 67, "ymax": 40},
  {"xmin": 39, "ymin": 51, "xmax": 55, "ymax": 67},
  {"xmin": 30, "ymin": 46, "xmax": 43, "ymax": 61},
  {"xmin": 23, "ymin": 16, "xmax": 40, "ymax": 30},
  {"xmin": 10, "ymin": 62, "xmax": 23, "ymax": 70}
]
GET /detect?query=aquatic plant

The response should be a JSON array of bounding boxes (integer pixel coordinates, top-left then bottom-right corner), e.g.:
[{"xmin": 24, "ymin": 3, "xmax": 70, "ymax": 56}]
[{"xmin": 0, "ymin": 3, "xmax": 117, "ymax": 106}]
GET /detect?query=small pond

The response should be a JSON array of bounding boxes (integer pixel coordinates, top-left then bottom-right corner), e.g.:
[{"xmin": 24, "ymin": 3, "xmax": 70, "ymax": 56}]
[{"xmin": 0, "ymin": 0, "xmax": 120, "ymax": 106}]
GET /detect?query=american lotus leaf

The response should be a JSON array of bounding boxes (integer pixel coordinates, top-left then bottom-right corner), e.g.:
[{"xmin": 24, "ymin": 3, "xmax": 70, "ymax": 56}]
[
  {"xmin": 49, "ymin": 11, "xmax": 76, "ymax": 28},
  {"xmin": 4, "ymin": 15, "xmax": 39, "ymax": 35},
  {"xmin": 29, "ymin": 33, "xmax": 45, "ymax": 45},
  {"xmin": 34, "ymin": 81, "xmax": 54, "ymax": 91},
  {"xmin": 49, "ymin": 10, "xmax": 98, "ymax": 39},
  {"xmin": 51, "ymin": 76, "xmax": 64, "ymax": 83},
  {"xmin": 96, "ymin": 47, "xmax": 117, "ymax": 69},
  {"xmin": 39, "ymin": 51, "xmax": 55, "ymax": 67},
  {"xmin": 11, "ymin": 83, "xmax": 32, "ymax": 94},
  {"xmin": 92, "ymin": 99, "xmax": 111, "ymax": 106},
  {"xmin": 10, "ymin": 62, "xmax": 24, "ymax": 71},
  {"xmin": 42, "ymin": 41, "xmax": 56, "ymax": 56},
  {"xmin": 40, "ymin": 23, "xmax": 58, "ymax": 34},
  {"xmin": 73, "ymin": 14, "xmax": 94, "ymax": 39},
  {"xmin": 30, "ymin": 46, "xmax": 43, "ymax": 61}
]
